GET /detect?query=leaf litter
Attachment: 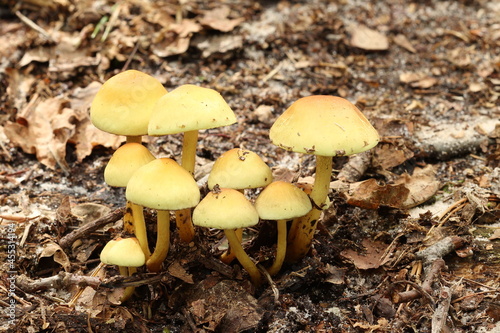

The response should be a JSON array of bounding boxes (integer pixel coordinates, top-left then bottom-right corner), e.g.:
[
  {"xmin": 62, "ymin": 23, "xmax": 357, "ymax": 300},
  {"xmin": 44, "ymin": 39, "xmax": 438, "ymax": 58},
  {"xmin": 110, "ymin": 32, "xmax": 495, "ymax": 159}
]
[{"xmin": 0, "ymin": 0, "xmax": 499, "ymax": 332}]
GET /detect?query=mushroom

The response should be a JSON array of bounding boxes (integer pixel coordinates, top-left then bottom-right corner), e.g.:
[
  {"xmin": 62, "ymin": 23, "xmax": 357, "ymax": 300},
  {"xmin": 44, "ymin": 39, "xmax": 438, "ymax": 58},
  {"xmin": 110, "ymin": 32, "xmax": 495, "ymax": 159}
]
[
  {"xmin": 126, "ymin": 158, "xmax": 200, "ymax": 272},
  {"xmin": 192, "ymin": 188, "xmax": 262, "ymax": 286},
  {"xmin": 104, "ymin": 142, "xmax": 155, "ymax": 258},
  {"xmin": 254, "ymin": 181, "xmax": 312, "ymax": 275},
  {"xmin": 148, "ymin": 84, "xmax": 237, "ymax": 243},
  {"xmin": 100, "ymin": 237, "xmax": 145, "ymax": 301},
  {"xmin": 269, "ymin": 95, "xmax": 379, "ymax": 262},
  {"xmin": 90, "ymin": 69, "xmax": 167, "ymax": 144},
  {"xmin": 207, "ymin": 148, "xmax": 273, "ymax": 263}
]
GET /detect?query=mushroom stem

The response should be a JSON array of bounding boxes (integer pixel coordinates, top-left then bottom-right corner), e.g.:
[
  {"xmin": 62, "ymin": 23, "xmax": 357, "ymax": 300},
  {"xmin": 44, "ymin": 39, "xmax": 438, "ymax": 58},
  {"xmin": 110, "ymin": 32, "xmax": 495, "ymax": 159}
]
[
  {"xmin": 224, "ymin": 228, "xmax": 261, "ymax": 287},
  {"xmin": 131, "ymin": 203, "xmax": 151, "ymax": 259},
  {"xmin": 220, "ymin": 228, "xmax": 243, "ymax": 264},
  {"xmin": 286, "ymin": 155, "xmax": 332, "ymax": 262},
  {"xmin": 267, "ymin": 219, "xmax": 288, "ymax": 276},
  {"xmin": 123, "ymin": 201, "xmax": 135, "ymax": 234},
  {"xmin": 146, "ymin": 210, "xmax": 171, "ymax": 272},
  {"xmin": 126, "ymin": 135, "xmax": 142, "ymax": 144},
  {"xmin": 174, "ymin": 129, "xmax": 198, "ymax": 243},
  {"xmin": 118, "ymin": 266, "xmax": 136, "ymax": 302}
]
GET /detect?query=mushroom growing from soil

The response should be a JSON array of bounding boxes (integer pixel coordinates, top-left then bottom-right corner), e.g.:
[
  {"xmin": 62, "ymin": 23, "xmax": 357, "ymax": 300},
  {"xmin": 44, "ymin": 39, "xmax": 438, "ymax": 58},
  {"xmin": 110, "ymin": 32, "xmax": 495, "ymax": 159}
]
[
  {"xmin": 269, "ymin": 95, "xmax": 379, "ymax": 262},
  {"xmin": 192, "ymin": 187, "xmax": 262, "ymax": 286},
  {"xmin": 100, "ymin": 237, "xmax": 145, "ymax": 301},
  {"xmin": 90, "ymin": 69, "xmax": 167, "ymax": 144},
  {"xmin": 254, "ymin": 181, "xmax": 312, "ymax": 276},
  {"xmin": 126, "ymin": 158, "xmax": 200, "ymax": 272},
  {"xmin": 148, "ymin": 84, "xmax": 236, "ymax": 243},
  {"xmin": 104, "ymin": 142, "xmax": 155, "ymax": 258},
  {"xmin": 207, "ymin": 148, "xmax": 273, "ymax": 263}
]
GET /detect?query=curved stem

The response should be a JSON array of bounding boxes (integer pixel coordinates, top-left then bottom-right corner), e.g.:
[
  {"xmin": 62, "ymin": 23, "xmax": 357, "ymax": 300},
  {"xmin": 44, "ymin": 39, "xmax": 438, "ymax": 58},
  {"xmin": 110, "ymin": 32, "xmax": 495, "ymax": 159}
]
[
  {"xmin": 267, "ymin": 219, "xmax": 287, "ymax": 276},
  {"xmin": 174, "ymin": 130, "xmax": 199, "ymax": 243},
  {"xmin": 131, "ymin": 203, "xmax": 151, "ymax": 260},
  {"xmin": 220, "ymin": 228, "xmax": 243, "ymax": 264},
  {"xmin": 286, "ymin": 155, "xmax": 332, "ymax": 262},
  {"xmin": 224, "ymin": 229, "xmax": 261, "ymax": 287},
  {"xmin": 146, "ymin": 210, "xmax": 170, "ymax": 272}
]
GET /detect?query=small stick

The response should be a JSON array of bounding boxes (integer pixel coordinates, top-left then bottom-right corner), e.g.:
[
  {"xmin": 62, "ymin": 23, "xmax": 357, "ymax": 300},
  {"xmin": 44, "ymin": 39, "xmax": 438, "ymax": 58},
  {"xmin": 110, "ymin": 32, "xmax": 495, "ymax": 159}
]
[
  {"xmin": 392, "ymin": 259, "xmax": 445, "ymax": 304},
  {"xmin": 431, "ymin": 286, "xmax": 452, "ymax": 333},
  {"xmin": 16, "ymin": 272, "xmax": 101, "ymax": 293},
  {"xmin": 58, "ymin": 208, "xmax": 124, "ymax": 249},
  {"xmin": 15, "ymin": 10, "xmax": 54, "ymax": 42}
]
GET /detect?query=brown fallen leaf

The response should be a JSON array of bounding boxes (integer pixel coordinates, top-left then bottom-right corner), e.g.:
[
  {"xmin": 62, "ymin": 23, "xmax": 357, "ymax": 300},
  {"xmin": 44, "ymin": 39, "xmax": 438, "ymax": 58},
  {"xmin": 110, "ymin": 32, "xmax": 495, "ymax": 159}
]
[
  {"xmin": 168, "ymin": 261, "xmax": 194, "ymax": 284},
  {"xmin": 393, "ymin": 33, "xmax": 416, "ymax": 53},
  {"xmin": 341, "ymin": 239, "xmax": 390, "ymax": 270},
  {"xmin": 199, "ymin": 5, "xmax": 245, "ymax": 32},
  {"xmin": 39, "ymin": 242, "xmax": 71, "ymax": 272},
  {"xmin": 345, "ymin": 178, "xmax": 410, "ymax": 210},
  {"xmin": 348, "ymin": 24, "xmax": 389, "ymax": 51},
  {"xmin": 345, "ymin": 166, "xmax": 440, "ymax": 210},
  {"xmin": 4, "ymin": 97, "xmax": 75, "ymax": 170},
  {"xmin": 151, "ymin": 19, "xmax": 202, "ymax": 58}
]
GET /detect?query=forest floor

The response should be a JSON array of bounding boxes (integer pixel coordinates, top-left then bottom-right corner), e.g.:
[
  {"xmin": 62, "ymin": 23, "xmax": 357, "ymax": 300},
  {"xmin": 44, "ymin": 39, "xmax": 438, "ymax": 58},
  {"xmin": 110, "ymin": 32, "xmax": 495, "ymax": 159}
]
[{"xmin": 0, "ymin": 0, "xmax": 499, "ymax": 332}]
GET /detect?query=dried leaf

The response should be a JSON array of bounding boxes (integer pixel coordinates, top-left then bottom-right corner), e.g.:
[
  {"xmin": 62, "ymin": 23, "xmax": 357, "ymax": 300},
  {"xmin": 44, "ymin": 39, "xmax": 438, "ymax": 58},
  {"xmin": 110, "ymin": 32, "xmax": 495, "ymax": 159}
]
[
  {"xmin": 345, "ymin": 179, "xmax": 410, "ymax": 209},
  {"xmin": 4, "ymin": 98, "xmax": 76, "ymax": 169},
  {"xmin": 393, "ymin": 165, "xmax": 440, "ymax": 209},
  {"xmin": 393, "ymin": 34, "xmax": 416, "ymax": 53},
  {"xmin": 199, "ymin": 6, "xmax": 245, "ymax": 32},
  {"xmin": 39, "ymin": 242, "xmax": 71, "ymax": 272},
  {"xmin": 168, "ymin": 261, "xmax": 194, "ymax": 284},
  {"xmin": 349, "ymin": 25, "xmax": 389, "ymax": 51},
  {"xmin": 341, "ymin": 239, "xmax": 389, "ymax": 270}
]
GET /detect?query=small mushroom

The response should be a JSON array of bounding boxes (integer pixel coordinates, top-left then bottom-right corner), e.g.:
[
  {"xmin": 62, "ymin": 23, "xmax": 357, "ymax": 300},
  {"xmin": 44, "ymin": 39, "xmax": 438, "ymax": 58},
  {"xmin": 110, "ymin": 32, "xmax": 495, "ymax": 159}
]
[
  {"xmin": 270, "ymin": 96, "xmax": 379, "ymax": 262},
  {"xmin": 207, "ymin": 148, "xmax": 273, "ymax": 264},
  {"xmin": 192, "ymin": 188, "xmax": 262, "ymax": 286},
  {"xmin": 126, "ymin": 158, "xmax": 200, "ymax": 272},
  {"xmin": 255, "ymin": 181, "xmax": 312, "ymax": 275},
  {"xmin": 104, "ymin": 142, "xmax": 155, "ymax": 258},
  {"xmin": 100, "ymin": 237, "xmax": 145, "ymax": 301},
  {"xmin": 148, "ymin": 85, "xmax": 237, "ymax": 243}
]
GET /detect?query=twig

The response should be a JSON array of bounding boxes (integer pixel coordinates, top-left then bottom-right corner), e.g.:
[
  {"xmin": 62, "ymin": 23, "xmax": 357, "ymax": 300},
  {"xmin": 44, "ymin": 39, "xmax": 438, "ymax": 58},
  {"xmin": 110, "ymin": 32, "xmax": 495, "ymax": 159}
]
[
  {"xmin": 58, "ymin": 208, "xmax": 124, "ymax": 249},
  {"xmin": 415, "ymin": 236, "xmax": 465, "ymax": 266},
  {"xmin": 16, "ymin": 272, "xmax": 101, "ymax": 293},
  {"xmin": 392, "ymin": 258, "xmax": 446, "ymax": 305},
  {"xmin": 15, "ymin": 10, "xmax": 54, "ymax": 42},
  {"xmin": 68, "ymin": 262, "xmax": 105, "ymax": 307},
  {"xmin": 122, "ymin": 40, "xmax": 140, "ymax": 72},
  {"xmin": 337, "ymin": 151, "xmax": 373, "ymax": 183},
  {"xmin": 431, "ymin": 286, "xmax": 452, "ymax": 333}
]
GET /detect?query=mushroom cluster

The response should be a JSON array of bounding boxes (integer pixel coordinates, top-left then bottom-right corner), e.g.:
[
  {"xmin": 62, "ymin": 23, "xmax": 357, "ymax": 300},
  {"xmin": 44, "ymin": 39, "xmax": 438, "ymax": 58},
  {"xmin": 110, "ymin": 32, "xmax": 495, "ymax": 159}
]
[{"xmin": 91, "ymin": 70, "xmax": 379, "ymax": 294}]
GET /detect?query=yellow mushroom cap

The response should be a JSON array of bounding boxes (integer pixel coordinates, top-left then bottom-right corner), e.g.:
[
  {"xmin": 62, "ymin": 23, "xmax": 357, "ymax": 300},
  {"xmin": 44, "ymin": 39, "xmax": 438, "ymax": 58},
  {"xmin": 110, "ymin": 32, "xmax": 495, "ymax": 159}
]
[
  {"xmin": 126, "ymin": 158, "xmax": 200, "ymax": 210},
  {"xmin": 207, "ymin": 148, "xmax": 273, "ymax": 190},
  {"xmin": 192, "ymin": 188, "xmax": 259, "ymax": 230},
  {"xmin": 148, "ymin": 84, "xmax": 237, "ymax": 135},
  {"xmin": 270, "ymin": 95, "xmax": 380, "ymax": 156},
  {"xmin": 100, "ymin": 237, "xmax": 145, "ymax": 267},
  {"xmin": 91, "ymin": 70, "xmax": 167, "ymax": 136},
  {"xmin": 255, "ymin": 181, "xmax": 312, "ymax": 220},
  {"xmin": 104, "ymin": 143, "xmax": 156, "ymax": 187}
]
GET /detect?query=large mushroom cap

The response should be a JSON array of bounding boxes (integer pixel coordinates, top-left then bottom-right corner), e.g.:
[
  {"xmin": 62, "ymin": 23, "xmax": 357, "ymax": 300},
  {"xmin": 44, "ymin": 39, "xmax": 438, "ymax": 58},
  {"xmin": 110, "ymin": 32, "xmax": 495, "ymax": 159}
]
[
  {"xmin": 255, "ymin": 181, "xmax": 312, "ymax": 220},
  {"xmin": 270, "ymin": 95, "xmax": 380, "ymax": 156},
  {"xmin": 91, "ymin": 70, "xmax": 167, "ymax": 136},
  {"xmin": 192, "ymin": 188, "xmax": 259, "ymax": 230},
  {"xmin": 100, "ymin": 237, "xmax": 145, "ymax": 267},
  {"xmin": 126, "ymin": 158, "xmax": 200, "ymax": 210},
  {"xmin": 207, "ymin": 148, "xmax": 273, "ymax": 190},
  {"xmin": 148, "ymin": 84, "xmax": 237, "ymax": 135},
  {"xmin": 104, "ymin": 143, "xmax": 156, "ymax": 187}
]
